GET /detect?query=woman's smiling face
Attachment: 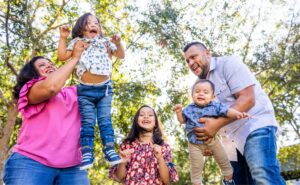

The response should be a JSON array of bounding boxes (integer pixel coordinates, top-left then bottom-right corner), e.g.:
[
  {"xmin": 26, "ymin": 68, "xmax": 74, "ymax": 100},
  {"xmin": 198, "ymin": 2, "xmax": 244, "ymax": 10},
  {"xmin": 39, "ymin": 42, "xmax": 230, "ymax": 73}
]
[{"xmin": 34, "ymin": 58, "xmax": 56, "ymax": 77}]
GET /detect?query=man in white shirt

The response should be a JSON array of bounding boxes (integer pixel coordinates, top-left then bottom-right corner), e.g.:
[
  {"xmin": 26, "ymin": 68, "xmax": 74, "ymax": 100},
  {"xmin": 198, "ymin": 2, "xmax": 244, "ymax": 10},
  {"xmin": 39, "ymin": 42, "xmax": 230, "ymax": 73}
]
[{"xmin": 183, "ymin": 41, "xmax": 286, "ymax": 185}]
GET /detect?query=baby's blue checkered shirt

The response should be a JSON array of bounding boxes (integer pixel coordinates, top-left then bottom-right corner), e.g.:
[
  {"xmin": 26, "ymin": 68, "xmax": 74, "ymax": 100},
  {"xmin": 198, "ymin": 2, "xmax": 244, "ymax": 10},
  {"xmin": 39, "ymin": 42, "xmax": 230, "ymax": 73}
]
[{"xmin": 183, "ymin": 101, "xmax": 228, "ymax": 144}]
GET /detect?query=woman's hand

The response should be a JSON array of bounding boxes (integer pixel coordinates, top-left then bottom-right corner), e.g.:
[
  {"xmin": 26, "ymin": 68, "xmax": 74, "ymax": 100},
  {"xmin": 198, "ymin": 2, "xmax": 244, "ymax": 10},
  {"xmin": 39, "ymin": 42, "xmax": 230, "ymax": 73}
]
[{"xmin": 72, "ymin": 40, "xmax": 89, "ymax": 61}]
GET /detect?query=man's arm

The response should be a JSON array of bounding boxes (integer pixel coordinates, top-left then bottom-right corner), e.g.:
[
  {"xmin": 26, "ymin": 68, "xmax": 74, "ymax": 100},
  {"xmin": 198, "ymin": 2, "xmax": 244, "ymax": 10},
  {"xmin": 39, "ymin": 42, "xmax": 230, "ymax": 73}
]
[{"xmin": 194, "ymin": 85, "xmax": 255, "ymax": 140}]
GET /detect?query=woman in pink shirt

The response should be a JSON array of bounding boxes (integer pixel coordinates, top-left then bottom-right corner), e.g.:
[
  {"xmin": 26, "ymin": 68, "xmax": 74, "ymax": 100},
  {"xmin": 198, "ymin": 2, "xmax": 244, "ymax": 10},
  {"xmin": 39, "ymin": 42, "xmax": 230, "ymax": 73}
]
[{"xmin": 3, "ymin": 41, "xmax": 90, "ymax": 185}]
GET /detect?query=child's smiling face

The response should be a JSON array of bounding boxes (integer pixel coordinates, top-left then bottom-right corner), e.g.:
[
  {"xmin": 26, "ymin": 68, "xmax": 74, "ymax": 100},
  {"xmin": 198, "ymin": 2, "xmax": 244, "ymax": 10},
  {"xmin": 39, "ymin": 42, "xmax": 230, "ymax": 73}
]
[
  {"xmin": 137, "ymin": 107, "xmax": 156, "ymax": 132},
  {"xmin": 82, "ymin": 15, "xmax": 101, "ymax": 39},
  {"xmin": 192, "ymin": 82, "xmax": 215, "ymax": 107}
]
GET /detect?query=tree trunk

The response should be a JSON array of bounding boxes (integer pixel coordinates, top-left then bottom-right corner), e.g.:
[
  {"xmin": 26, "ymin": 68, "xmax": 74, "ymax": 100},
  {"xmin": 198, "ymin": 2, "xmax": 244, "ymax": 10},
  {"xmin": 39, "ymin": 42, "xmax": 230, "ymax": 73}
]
[{"xmin": 0, "ymin": 100, "xmax": 18, "ymax": 179}]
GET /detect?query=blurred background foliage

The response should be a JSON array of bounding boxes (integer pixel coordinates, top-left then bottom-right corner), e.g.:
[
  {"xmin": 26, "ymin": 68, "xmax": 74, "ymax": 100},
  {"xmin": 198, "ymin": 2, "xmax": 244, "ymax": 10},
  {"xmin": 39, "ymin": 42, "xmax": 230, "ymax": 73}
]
[{"xmin": 0, "ymin": 0, "xmax": 299, "ymax": 184}]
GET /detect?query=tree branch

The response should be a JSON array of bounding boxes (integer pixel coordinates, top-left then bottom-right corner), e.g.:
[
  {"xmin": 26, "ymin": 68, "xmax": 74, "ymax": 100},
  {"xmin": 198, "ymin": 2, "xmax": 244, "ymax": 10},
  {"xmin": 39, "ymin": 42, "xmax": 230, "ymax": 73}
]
[
  {"xmin": 242, "ymin": 7, "xmax": 261, "ymax": 63},
  {"xmin": 0, "ymin": 13, "xmax": 25, "ymax": 25},
  {"xmin": 261, "ymin": 14, "xmax": 296, "ymax": 87},
  {"xmin": 37, "ymin": 0, "xmax": 71, "ymax": 38},
  {"xmin": 4, "ymin": 1, "xmax": 18, "ymax": 76},
  {"xmin": 112, "ymin": 33, "xmax": 144, "ymax": 69},
  {"xmin": 0, "ymin": 89, "xmax": 7, "ymax": 105},
  {"xmin": 29, "ymin": 0, "xmax": 42, "ymax": 25}
]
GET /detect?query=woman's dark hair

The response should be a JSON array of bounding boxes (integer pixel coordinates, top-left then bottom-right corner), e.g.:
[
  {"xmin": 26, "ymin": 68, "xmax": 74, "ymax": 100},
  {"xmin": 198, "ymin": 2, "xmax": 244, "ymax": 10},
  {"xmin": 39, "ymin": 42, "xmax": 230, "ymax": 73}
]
[
  {"xmin": 72, "ymin": 13, "xmax": 101, "ymax": 39},
  {"xmin": 124, "ymin": 105, "xmax": 164, "ymax": 145},
  {"xmin": 13, "ymin": 56, "xmax": 47, "ymax": 99}
]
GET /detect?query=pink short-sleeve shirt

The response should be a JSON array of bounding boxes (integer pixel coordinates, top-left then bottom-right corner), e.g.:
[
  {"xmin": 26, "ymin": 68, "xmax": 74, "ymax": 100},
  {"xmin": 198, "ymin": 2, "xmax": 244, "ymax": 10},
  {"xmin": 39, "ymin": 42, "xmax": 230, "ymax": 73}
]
[{"xmin": 13, "ymin": 77, "xmax": 82, "ymax": 168}]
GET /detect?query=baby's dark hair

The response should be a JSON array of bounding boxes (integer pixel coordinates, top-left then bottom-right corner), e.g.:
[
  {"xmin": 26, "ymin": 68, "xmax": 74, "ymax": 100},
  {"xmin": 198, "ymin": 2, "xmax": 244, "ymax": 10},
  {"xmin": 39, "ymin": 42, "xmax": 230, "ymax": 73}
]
[
  {"xmin": 72, "ymin": 13, "xmax": 101, "ymax": 39},
  {"xmin": 192, "ymin": 79, "xmax": 215, "ymax": 94}
]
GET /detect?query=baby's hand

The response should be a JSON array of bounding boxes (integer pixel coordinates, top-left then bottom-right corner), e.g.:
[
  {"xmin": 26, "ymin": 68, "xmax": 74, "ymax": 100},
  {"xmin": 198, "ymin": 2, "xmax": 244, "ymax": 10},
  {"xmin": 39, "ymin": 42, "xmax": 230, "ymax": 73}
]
[
  {"xmin": 110, "ymin": 35, "xmax": 121, "ymax": 45},
  {"xmin": 119, "ymin": 149, "xmax": 134, "ymax": 164},
  {"xmin": 236, "ymin": 112, "xmax": 251, "ymax": 119},
  {"xmin": 59, "ymin": 25, "xmax": 71, "ymax": 39},
  {"xmin": 173, "ymin": 104, "xmax": 183, "ymax": 113}
]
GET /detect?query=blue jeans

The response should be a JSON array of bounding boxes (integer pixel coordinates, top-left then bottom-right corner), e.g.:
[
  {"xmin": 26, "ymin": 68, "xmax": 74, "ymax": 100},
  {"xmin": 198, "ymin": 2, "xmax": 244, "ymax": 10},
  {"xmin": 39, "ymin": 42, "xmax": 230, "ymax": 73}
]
[
  {"xmin": 77, "ymin": 80, "xmax": 115, "ymax": 151},
  {"xmin": 232, "ymin": 126, "xmax": 286, "ymax": 185},
  {"xmin": 231, "ymin": 150, "xmax": 254, "ymax": 185},
  {"xmin": 3, "ymin": 152, "xmax": 89, "ymax": 185}
]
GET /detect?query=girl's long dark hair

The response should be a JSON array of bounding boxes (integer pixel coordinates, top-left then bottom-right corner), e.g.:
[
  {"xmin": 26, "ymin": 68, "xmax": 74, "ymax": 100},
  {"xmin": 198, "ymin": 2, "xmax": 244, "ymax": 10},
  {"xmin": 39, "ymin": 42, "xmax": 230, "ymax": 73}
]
[
  {"xmin": 124, "ymin": 105, "xmax": 164, "ymax": 145},
  {"xmin": 72, "ymin": 13, "xmax": 101, "ymax": 39},
  {"xmin": 13, "ymin": 56, "xmax": 45, "ymax": 99}
]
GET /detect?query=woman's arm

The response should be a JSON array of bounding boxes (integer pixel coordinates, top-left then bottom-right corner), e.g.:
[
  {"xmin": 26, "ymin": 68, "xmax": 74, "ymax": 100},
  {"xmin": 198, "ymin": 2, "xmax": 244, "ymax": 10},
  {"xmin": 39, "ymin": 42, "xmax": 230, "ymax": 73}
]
[{"xmin": 28, "ymin": 41, "xmax": 87, "ymax": 104}]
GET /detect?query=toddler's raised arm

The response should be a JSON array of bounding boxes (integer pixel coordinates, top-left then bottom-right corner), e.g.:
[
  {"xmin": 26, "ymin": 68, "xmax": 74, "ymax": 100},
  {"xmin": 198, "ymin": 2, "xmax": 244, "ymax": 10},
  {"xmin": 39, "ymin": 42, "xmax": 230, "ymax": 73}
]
[
  {"xmin": 173, "ymin": 104, "xmax": 185, "ymax": 124},
  {"xmin": 110, "ymin": 35, "xmax": 125, "ymax": 59},
  {"xmin": 57, "ymin": 25, "xmax": 73, "ymax": 61}
]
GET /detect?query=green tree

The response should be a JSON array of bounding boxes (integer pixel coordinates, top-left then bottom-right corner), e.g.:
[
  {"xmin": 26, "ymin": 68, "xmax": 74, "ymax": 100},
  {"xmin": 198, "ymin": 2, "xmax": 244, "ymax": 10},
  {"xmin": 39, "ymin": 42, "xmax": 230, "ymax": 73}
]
[{"xmin": 0, "ymin": 0, "xmax": 299, "ymax": 184}]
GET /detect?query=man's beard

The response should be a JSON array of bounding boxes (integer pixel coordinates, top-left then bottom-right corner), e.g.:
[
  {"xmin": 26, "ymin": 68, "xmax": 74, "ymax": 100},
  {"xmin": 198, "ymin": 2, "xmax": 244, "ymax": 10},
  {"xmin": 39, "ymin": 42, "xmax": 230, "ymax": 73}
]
[
  {"xmin": 198, "ymin": 56, "xmax": 210, "ymax": 79},
  {"xmin": 199, "ymin": 70, "xmax": 208, "ymax": 79},
  {"xmin": 198, "ymin": 65, "xmax": 209, "ymax": 79}
]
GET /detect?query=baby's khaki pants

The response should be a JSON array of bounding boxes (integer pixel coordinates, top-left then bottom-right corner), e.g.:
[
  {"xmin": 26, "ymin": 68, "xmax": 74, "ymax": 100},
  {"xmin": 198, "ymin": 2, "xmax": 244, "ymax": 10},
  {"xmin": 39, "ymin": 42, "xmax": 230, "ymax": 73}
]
[{"xmin": 188, "ymin": 137, "xmax": 233, "ymax": 184}]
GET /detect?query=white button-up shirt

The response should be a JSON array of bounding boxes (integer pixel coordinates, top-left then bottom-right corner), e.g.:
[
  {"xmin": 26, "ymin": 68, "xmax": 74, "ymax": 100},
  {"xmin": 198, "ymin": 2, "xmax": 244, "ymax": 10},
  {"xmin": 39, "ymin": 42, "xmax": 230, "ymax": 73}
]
[
  {"xmin": 206, "ymin": 56, "xmax": 280, "ymax": 160},
  {"xmin": 67, "ymin": 35, "xmax": 117, "ymax": 78}
]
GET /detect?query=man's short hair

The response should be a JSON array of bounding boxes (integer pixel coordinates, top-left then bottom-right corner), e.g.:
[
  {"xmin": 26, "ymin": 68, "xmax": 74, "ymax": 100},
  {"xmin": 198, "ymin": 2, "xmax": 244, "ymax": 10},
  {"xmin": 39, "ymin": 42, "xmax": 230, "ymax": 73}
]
[{"xmin": 183, "ymin": 41, "xmax": 207, "ymax": 52}]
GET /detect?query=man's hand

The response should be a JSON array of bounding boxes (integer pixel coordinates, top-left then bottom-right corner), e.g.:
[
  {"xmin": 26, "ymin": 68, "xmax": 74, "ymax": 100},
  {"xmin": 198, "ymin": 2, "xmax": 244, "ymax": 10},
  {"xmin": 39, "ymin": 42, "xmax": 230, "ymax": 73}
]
[{"xmin": 193, "ymin": 117, "xmax": 222, "ymax": 141}]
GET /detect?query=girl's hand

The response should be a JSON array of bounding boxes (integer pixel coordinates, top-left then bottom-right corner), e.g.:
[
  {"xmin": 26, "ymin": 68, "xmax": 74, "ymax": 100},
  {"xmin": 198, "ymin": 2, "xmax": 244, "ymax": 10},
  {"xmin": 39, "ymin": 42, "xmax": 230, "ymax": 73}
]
[
  {"xmin": 110, "ymin": 35, "xmax": 121, "ymax": 45},
  {"xmin": 59, "ymin": 25, "xmax": 71, "ymax": 39},
  {"xmin": 173, "ymin": 104, "xmax": 183, "ymax": 113},
  {"xmin": 153, "ymin": 144, "xmax": 163, "ymax": 160},
  {"xmin": 119, "ymin": 149, "xmax": 134, "ymax": 164}
]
